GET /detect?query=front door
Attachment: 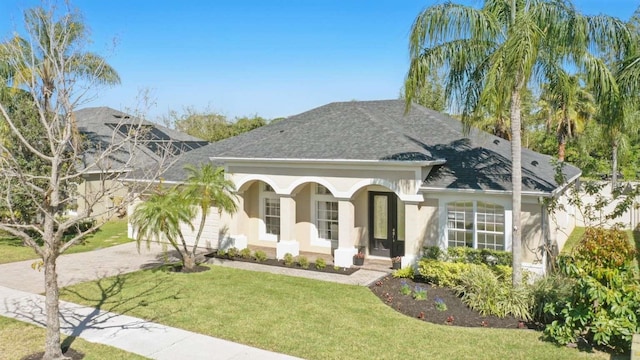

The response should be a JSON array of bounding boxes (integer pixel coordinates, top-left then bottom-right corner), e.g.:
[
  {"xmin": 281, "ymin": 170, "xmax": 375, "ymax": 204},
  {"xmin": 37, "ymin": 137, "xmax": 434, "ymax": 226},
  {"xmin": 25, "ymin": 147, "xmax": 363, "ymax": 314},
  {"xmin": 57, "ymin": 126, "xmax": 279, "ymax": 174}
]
[{"xmin": 369, "ymin": 191, "xmax": 400, "ymax": 257}]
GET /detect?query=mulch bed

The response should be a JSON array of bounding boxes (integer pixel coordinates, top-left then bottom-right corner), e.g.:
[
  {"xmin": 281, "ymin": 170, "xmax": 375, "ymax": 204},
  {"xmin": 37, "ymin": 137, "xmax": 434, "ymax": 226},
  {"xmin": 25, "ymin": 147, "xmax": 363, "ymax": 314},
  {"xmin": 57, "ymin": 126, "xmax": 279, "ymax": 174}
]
[
  {"xmin": 204, "ymin": 253, "xmax": 359, "ymax": 276},
  {"xmin": 369, "ymin": 275, "xmax": 527, "ymax": 329}
]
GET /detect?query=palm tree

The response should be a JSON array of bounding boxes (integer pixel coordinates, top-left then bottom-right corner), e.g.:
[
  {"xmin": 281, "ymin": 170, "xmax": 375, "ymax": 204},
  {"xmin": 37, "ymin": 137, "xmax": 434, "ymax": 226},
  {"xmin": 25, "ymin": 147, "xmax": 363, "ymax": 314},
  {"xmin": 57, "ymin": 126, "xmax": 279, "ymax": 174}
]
[
  {"xmin": 130, "ymin": 188, "xmax": 197, "ymax": 270},
  {"xmin": 404, "ymin": 0, "xmax": 629, "ymax": 286},
  {"xmin": 539, "ymin": 73, "xmax": 596, "ymax": 161},
  {"xmin": 183, "ymin": 163, "xmax": 238, "ymax": 259}
]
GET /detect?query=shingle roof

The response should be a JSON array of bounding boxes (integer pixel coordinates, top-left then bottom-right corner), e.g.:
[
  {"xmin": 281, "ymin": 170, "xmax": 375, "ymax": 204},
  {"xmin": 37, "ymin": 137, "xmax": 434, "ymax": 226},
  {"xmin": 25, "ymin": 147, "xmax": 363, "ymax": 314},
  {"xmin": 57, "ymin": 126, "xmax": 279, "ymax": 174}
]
[
  {"xmin": 161, "ymin": 100, "xmax": 580, "ymax": 194},
  {"xmin": 74, "ymin": 107, "xmax": 207, "ymax": 171}
]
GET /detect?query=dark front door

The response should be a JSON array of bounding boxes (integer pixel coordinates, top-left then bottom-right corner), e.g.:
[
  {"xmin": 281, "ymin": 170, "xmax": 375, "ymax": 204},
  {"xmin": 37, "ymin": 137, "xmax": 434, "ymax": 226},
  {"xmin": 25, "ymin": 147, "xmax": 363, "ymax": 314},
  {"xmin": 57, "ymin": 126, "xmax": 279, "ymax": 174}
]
[{"xmin": 369, "ymin": 191, "xmax": 400, "ymax": 257}]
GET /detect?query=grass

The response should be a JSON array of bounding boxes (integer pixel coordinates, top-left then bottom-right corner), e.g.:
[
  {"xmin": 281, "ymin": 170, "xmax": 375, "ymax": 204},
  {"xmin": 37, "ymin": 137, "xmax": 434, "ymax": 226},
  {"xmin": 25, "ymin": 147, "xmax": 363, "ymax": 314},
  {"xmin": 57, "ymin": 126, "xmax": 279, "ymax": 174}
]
[
  {"xmin": 61, "ymin": 265, "xmax": 609, "ymax": 360},
  {"xmin": 0, "ymin": 219, "xmax": 132, "ymax": 264},
  {"xmin": 0, "ymin": 315, "xmax": 147, "ymax": 360}
]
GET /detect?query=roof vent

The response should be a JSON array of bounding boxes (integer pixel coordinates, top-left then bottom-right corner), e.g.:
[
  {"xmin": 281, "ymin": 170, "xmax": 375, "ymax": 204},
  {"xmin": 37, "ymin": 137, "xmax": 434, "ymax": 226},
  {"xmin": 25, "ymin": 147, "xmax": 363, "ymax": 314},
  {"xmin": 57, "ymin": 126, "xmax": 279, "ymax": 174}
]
[
  {"xmin": 493, "ymin": 139, "xmax": 500, "ymax": 145},
  {"xmin": 531, "ymin": 160, "xmax": 539, "ymax": 166}
]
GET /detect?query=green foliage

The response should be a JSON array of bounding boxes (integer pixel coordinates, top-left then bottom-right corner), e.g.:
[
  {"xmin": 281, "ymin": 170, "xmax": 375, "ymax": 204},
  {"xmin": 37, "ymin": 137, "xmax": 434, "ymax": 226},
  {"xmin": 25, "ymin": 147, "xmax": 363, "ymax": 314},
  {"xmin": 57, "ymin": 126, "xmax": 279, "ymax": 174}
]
[
  {"xmin": 168, "ymin": 107, "xmax": 268, "ymax": 142},
  {"xmin": 412, "ymin": 285, "xmax": 427, "ymax": 301},
  {"xmin": 434, "ymin": 297, "xmax": 447, "ymax": 311},
  {"xmin": 417, "ymin": 259, "xmax": 471, "ymax": 287},
  {"xmin": 572, "ymin": 227, "xmax": 634, "ymax": 269},
  {"xmin": 529, "ymin": 274, "xmax": 574, "ymax": 325},
  {"xmin": 254, "ymin": 250, "xmax": 267, "ymax": 262},
  {"xmin": 454, "ymin": 265, "xmax": 531, "ymax": 320},
  {"xmin": 239, "ymin": 248, "xmax": 252, "ymax": 259},
  {"xmin": 283, "ymin": 253, "xmax": 294, "ymax": 267},
  {"xmin": 227, "ymin": 247, "xmax": 239, "ymax": 258},
  {"xmin": 422, "ymin": 246, "xmax": 511, "ymax": 266},
  {"xmin": 399, "ymin": 280, "xmax": 412, "ymax": 296},
  {"xmin": 543, "ymin": 237, "xmax": 640, "ymax": 352},
  {"xmin": 392, "ymin": 266, "xmax": 415, "ymax": 279},
  {"xmin": 216, "ymin": 249, "xmax": 227, "ymax": 257},
  {"xmin": 315, "ymin": 257, "xmax": 326, "ymax": 270},
  {"xmin": 298, "ymin": 256, "xmax": 309, "ymax": 269}
]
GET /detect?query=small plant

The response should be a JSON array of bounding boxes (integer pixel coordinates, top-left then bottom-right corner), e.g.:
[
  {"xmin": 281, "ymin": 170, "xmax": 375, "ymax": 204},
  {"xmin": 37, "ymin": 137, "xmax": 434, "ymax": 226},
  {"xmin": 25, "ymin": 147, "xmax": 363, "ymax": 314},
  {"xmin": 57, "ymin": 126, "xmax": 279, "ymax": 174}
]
[
  {"xmin": 434, "ymin": 297, "xmax": 447, "ymax": 311},
  {"xmin": 240, "ymin": 248, "xmax": 252, "ymax": 259},
  {"xmin": 391, "ymin": 256, "xmax": 402, "ymax": 264},
  {"xmin": 392, "ymin": 266, "xmax": 415, "ymax": 279},
  {"xmin": 315, "ymin": 257, "xmax": 326, "ymax": 270},
  {"xmin": 283, "ymin": 253, "xmax": 295, "ymax": 266},
  {"xmin": 446, "ymin": 315, "xmax": 454, "ymax": 325},
  {"xmin": 298, "ymin": 256, "xmax": 310, "ymax": 269},
  {"xmin": 216, "ymin": 249, "xmax": 228, "ymax": 257},
  {"xmin": 254, "ymin": 250, "xmax": 268, "ymax": 262},
  {"xmin": 399, "ymin": 280, "xmax": 412, "ymax": 296},
  {"xmin": 412, "ymin": 285, "xmax": 427, "ymax": 301},
  {"xmin": 334, "ymin": 265, "xmax": 340, "ymax": 271},
  {"xmin": 227, "ymin": 247, "xmax": 239, "ymax": 258},
  {"xmin": 354, "ymin": 252, "xmax": 365, "ymax": 259}
]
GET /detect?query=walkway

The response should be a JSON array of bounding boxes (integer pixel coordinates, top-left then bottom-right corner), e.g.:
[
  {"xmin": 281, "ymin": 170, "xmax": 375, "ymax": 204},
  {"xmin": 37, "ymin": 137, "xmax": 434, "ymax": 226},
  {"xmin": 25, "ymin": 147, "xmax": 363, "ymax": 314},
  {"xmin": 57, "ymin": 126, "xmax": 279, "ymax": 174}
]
[{"xmin": 0, "ymin": 242, "xmax": 388, "ymax": 359}]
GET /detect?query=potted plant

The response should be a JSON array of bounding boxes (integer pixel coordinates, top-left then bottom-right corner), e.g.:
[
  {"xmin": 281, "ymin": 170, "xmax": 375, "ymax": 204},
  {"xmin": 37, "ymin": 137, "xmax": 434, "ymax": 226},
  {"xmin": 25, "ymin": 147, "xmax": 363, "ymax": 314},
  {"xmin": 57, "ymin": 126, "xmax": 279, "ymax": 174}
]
[
  {"xmin": 353, "ymin": 251, "xmax": 365, "ymax": 266},
  {"xmin": 391, "ymin": 256, "xmax": 402, "ymax": 269}
]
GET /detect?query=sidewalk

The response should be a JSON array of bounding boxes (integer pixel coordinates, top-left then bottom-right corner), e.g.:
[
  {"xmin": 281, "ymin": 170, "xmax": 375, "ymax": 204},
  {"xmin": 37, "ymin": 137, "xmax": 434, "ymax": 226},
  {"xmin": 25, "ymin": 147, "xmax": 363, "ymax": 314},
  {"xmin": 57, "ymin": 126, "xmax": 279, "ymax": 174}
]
[{"xmin": 0, "ymin": 242, "xmax": 388, "ymax": 359}]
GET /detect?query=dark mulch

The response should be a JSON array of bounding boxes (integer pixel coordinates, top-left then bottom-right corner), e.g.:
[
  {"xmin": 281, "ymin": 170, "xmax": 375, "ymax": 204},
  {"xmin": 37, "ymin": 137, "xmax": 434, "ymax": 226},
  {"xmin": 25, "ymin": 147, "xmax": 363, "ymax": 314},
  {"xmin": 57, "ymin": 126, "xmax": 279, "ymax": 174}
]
[
  {"xmin": 369, "ymin": 275, "xmax": 527, "ymax": 329},
  {"xmin": 166, "ymin": 264, "xmax": 211, "ymax": 273},
  {"xmin": 204, "ymin": 253, "xmax": 359, "ymax": 275},
  {"xmin": 22, "ymin": 348, "xmax": 84, "ymax": 360}
]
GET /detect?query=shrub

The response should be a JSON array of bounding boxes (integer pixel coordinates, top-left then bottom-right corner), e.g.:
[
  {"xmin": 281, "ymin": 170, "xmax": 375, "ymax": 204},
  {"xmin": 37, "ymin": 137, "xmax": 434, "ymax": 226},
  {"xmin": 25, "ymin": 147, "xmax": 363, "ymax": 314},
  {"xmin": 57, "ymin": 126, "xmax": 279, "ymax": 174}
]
[
  {"xmin": 227, "ymin": 247, "xmax": 239, "ymax": 258},
  {"xmin": 573, "ymin": 227, "xmax": 634, "ymax": 270},
  {"xmin": 283, "ymin": 253, "xmax": 294, "ymax": 266},
  {"xmin": 529, "ymin": 273, "xmax": 574, "ymax": 325},
  {"xmin": 417, "ymin": 259, "xmax": 471, "ymax": 287},
  {"xmin": 298, "ymin": 256, "xmax": 309, "ymax": 269},
  {"xmin": 392, "ymin": 266, "xmax": 415, "ymax": 279},
  {"xmin": 254, "ymin": 250, "xmax": 267, "ymax": 262},
  {"xmin": 239, "ymin": 248, "xmax": 252, "ymax": 259},
  {"xmin": 216, "ymin": 249, "xmax": 227, "ymax": 257},
  {"xmin": 422, "ymin": 246, "xmax": 511, "ymax": 266},
  {"xmin": 454, "ymin": 265, "xmax": 531, "ymax": 320},
  {"xmin": 315, "ymin": 257, "xmax": 326, "ymax": 270}
]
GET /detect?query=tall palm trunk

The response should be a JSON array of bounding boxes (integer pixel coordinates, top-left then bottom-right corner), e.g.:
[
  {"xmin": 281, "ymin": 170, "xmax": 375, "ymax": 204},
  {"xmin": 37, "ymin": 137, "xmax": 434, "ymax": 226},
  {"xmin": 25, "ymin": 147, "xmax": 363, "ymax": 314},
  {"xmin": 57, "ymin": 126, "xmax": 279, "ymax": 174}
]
[
  {"xmin": 557, "ymin": 134, "xmax": 566, "ymax": 162},
  {"xmin": 510, "ymin": 84, "xmax": 523, "ymax": 287},
  {"xmin": 191, "ymin": 206, "xmax": 208, "ymax": 258},
  {"xmin": 612, "ymin": 139, "xmax": 619, "ymax": 189}
]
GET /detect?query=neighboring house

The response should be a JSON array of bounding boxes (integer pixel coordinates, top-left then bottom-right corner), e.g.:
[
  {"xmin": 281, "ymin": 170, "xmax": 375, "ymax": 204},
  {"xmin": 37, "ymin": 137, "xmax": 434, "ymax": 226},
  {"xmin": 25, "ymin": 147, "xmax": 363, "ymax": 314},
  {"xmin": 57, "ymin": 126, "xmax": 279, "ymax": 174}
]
[
  {"xmin": 141, "ymin": 100, "xmax": 580, "ymax": 273},
  {"xmin": 74, "ymin": 107, "xmax": 208, "ymax": 220}
]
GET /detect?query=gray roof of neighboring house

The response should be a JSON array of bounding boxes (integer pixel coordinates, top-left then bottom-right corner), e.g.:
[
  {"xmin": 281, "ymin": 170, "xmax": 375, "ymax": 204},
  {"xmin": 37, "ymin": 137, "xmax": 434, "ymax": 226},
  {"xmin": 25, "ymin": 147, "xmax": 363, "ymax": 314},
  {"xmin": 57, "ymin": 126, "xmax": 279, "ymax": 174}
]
[
  {"xmin": 74, "ymin": 107, "xmax": 207, "ymax": 172},
  {"xmin": 161, "ymin": 100, "xmax": 580, "ymax": 194}
]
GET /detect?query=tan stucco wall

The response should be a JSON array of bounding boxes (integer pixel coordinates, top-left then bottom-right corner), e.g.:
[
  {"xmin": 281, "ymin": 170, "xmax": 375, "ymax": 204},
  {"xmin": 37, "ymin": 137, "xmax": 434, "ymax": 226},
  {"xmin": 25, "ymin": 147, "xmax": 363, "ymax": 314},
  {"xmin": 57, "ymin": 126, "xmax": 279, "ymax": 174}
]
[
  {"xmin": 418, "ymin": 198, "xmax": 439, "ymax": 251},
  {"xmin": 77, "ymin": 174, "xmax": 128, "ymax": 221},
  {"xmin": 521, "ymin": 203, "xmax": 543, "ymax": 264}
]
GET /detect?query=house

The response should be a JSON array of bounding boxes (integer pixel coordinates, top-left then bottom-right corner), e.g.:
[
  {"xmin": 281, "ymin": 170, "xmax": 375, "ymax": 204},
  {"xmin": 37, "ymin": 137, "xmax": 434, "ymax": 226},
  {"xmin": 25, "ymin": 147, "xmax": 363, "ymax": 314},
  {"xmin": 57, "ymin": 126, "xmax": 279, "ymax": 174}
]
[
  {"xmin": 141, "ymin": 100, "xmax": 580, "ymax": 273},
  {"xmin": 74, "ymin": 107, "xmax": 208, "ymax": 220}
]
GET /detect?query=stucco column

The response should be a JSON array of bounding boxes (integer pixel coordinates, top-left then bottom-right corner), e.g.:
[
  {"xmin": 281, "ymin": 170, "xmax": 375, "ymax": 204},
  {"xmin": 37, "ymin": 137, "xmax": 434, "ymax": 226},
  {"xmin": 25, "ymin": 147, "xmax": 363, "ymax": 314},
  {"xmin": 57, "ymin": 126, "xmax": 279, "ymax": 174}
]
[
  {"xmin": 225, "ymin": 192, "xmax": 247, "ymax": 251},
  {"xmin": 402, "ymin": 202, "xmax": 420, "ymax": 268},
  {"xmin": 276, "ymin": 195, "xmax": 299, "ymax": 259},
  {"xmin": 334, "ymin": 199, "xmax": 356, "ymax": 267}
]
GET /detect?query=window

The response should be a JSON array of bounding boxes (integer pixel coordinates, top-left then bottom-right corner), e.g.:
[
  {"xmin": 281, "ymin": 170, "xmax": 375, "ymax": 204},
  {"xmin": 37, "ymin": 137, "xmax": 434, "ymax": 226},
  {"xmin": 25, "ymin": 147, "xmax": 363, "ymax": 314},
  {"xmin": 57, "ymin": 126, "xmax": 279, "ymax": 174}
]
[
  {"xmin": 259, "ymin": 183, "xmax": 279, "ymax": 241},
  {"xmin": 312, "ymin": 184, "xmax": 338, "ymax": 246},
  {"xmin": 447, "ymin": 201, "xmax": 504, "ymax": 250}
]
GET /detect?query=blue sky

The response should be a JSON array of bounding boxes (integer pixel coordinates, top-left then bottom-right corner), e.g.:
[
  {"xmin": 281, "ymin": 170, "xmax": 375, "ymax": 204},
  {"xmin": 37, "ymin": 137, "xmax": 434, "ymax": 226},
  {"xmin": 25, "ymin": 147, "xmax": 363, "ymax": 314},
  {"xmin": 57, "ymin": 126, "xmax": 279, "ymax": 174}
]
[{"xmin": 1, "ymin": 1, "xmax": 639, "ymax": 121}]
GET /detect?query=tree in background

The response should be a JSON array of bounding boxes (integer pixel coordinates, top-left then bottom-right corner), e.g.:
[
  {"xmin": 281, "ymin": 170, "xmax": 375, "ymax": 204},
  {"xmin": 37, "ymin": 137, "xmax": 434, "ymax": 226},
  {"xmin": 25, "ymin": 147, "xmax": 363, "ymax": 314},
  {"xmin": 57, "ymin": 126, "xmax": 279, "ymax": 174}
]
[
  {"xmin": 0, "ymin": 5, "xmax": 166, "ymax": 359},
  {"xmin": 405, "ymin": 0, "xmax": 629, "ymax": 286},
  {"xmin": 163, "ymin": 107, "xmax": 268, "ymax": 142}
]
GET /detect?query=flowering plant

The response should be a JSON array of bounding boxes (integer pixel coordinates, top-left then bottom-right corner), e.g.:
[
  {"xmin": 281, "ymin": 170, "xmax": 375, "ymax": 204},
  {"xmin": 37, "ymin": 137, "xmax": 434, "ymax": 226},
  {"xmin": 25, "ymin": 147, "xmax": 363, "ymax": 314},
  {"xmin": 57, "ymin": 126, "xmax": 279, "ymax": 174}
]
[
  {"xmin": 354, "ymin": 252, "xmax": 365, "ymax": 259},
  {"xmin": 391, "ymin": 256, "xmax": 402, "ymax": 263}
]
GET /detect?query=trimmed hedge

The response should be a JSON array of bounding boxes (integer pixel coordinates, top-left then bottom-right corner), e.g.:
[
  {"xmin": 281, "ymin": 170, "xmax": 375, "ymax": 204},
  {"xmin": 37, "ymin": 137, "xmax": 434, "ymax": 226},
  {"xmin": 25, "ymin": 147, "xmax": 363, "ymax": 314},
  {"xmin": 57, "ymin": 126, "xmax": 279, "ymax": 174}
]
[{"xmin": 423, "ymin": 246, "xmax": 512, "ymax": 266}]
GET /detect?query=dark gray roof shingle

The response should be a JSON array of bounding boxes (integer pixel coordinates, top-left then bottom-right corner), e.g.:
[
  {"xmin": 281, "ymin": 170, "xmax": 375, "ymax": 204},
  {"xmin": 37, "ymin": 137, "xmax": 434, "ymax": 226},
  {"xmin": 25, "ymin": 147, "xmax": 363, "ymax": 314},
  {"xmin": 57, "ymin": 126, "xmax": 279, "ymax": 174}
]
[{"xmin": 161, "ymin": 100, "xmax": 580, "ymax": 194}]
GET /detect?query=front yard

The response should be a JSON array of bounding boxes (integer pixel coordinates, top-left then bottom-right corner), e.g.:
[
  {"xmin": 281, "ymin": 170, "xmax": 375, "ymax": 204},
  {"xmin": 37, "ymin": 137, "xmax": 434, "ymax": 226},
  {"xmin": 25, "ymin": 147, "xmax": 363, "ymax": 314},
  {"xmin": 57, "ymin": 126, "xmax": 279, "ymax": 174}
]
[
  {"xmin": 60, "ymin": 265, "xmax": 608, "ymax": 360},
  {"xmin": 0, "ymin": 219, "xmax": 132, "ymax": 264}
]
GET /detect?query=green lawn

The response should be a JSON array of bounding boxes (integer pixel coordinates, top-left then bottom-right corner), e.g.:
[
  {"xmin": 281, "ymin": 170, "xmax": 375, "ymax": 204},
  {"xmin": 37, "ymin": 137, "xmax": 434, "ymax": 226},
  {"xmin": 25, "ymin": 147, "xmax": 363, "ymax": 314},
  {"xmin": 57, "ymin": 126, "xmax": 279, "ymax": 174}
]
[
  {"xmin": 0, "ymin": 315, "xmax": 147, "ymax": 360},
  {"xmin": 61, "ymin": 265, "xmax": 609, "ymax": 360},
  {"xmin": 0, "ymin": 219, "xmax": 132, "ymax": 264}
]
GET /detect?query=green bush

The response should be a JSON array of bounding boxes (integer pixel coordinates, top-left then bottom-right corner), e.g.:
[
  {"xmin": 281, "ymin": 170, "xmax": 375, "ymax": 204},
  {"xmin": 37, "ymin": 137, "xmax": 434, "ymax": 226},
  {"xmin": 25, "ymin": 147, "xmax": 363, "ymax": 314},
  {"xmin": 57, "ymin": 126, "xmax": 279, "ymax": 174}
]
[
  {"xmin": 417, "ymin": 259, "xmax": 471, "ymax": 287},
  {"xmin": 422, "ymin": 246, "xmax": 511, "ymax": 266},
  {"xmin": 392, "ymin": 266, "xmax": 415, "ymax": 279},
  {"xmin": 529, "ymin": 273, "xmax": 574, "ymax": 325},
  {"xmin": 315, "ymin": 257, "xmax": 326, "ymax": 270},
  {"xmin": 254, "ymin": 250, "xmax": 267, "ymax": 262},
  {"xmin": 573, "ymin": 227, "xmax": 634, "ymax": 269},
  {"xmin": 298, "ymin": 256, "xmax": 309, "ymax": 269},
  {"xmin": 543, "ymin": 252, "xmax": 640, "ymax": 352},
  {"xmin": 283, "ymin": 253, "xmax": 294, "ymax": 266},
  {"xmin": 239, "ymin": 248, "xmax": 252, "ymax": 259},
  {"xmin": 216, "ymin": 249, "xmax": 227, "ymax": 257},
  {"xmin": 454, "ymin": 265, "xmax": 531, "ymax": 320},
  {"xmin": 227, "ymin": 247, "xmax": 239, "ymax": 258}
]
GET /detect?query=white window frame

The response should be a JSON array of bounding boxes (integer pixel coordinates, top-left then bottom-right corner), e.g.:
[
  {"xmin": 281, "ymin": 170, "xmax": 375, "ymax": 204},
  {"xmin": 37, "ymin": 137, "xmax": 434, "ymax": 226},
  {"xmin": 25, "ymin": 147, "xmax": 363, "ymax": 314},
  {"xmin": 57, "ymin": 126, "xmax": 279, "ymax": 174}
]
[
  {"xmin": 310, "ymin": 184, "xmax": 338, "ymax": 248},
  {"xmin": 446, "ymin": 200, "xmax": 505, "ymax": 251},
  {"xmin": 258, "ymin": 183, "xmax": 279, "ymax": 242}
]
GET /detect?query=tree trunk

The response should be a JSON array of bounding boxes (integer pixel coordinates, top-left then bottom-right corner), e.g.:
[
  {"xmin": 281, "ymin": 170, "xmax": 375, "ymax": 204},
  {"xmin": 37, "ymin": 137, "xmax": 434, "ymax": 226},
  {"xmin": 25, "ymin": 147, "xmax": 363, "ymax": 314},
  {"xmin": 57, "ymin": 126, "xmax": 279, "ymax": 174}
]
[
  {"xmin": 557, "ymin": 136, "xmax": 566, "ymax": 162},
  {"xmin": 510, "ymin": 85, "xmax": 523, "ymax": 288},
  {"xmin": 42, "ymin": 253, "xmax": 67, "ymax": 360},
  {"xmin": 191, "ymin": 206, "xmax": 207, "ymax": 258},
  {"xmin": 182, "ymin": 254, "xmax": 196, "ymax": 272},
  {"xmin": 612, "ymin": 140, "xmax": 619, "ymax": 189}
]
